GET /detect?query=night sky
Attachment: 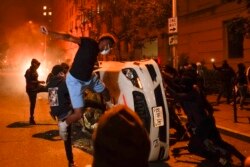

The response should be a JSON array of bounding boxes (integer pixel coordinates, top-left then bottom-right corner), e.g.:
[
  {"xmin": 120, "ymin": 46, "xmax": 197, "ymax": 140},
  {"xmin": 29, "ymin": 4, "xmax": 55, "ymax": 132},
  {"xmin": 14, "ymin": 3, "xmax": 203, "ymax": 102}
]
[{"xmin": 0, "ymin": 0, "xmax": 45, "ymax": 43}]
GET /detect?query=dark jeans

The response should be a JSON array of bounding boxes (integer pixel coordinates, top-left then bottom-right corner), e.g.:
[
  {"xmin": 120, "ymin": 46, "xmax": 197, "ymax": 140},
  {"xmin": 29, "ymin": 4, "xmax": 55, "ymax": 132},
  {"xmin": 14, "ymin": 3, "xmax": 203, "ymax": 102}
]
[
  {"xmin": 26, "ymin": 85, "xmax": 47, "ymax": 120},
  {"xmin": 27, "ymin": 91, "xmax": 37, "ymax": 120},
  {"xmin": 64, "ymin": 125, "xmax": 74, "ymax": 163},
  {"xmin": 238, "ymin": 85, "xmax": 248, "ymax": 107}
]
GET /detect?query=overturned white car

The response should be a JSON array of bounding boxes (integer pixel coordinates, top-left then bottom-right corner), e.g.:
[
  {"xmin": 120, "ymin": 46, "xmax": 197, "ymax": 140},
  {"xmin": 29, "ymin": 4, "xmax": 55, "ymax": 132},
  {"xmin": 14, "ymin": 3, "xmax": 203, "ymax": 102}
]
[{"xmin": 94, "ymin": 59, "xmax": 170, "ymax": 161}]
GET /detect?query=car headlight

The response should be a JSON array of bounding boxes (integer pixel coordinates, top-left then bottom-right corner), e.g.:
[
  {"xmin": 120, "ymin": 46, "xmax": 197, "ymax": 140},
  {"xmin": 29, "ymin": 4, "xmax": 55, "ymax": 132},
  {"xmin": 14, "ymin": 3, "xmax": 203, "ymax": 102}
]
[{"xmin": 122, "ymin": 68, "xmax": 143, "ymax": 89}]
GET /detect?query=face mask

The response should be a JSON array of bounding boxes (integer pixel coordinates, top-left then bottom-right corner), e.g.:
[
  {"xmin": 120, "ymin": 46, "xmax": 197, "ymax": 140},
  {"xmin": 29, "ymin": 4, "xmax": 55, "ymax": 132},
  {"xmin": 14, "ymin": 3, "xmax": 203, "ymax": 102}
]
[
  {"xmin": 100, "ymin": 48, "xmax": 111, "ymax": 55},
  {"xmin": 100, "ymin": 44, "xmax": 111, "ymax": 55}
]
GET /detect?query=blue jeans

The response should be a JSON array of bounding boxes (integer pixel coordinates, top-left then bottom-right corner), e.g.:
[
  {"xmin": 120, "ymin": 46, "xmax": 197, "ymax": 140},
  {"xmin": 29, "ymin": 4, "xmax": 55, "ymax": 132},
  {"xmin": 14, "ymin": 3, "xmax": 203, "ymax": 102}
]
[{"xmin": 66, "ymin": 73, "xmax": 105, "ymax": 109}]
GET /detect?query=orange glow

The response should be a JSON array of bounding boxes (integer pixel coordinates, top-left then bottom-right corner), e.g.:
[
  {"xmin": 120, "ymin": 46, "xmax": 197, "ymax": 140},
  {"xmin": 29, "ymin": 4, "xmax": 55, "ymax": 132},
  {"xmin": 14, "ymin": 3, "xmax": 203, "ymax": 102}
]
[{"xmin": 20, "ymin": 59, "xmax": 49, "ymax": 82}]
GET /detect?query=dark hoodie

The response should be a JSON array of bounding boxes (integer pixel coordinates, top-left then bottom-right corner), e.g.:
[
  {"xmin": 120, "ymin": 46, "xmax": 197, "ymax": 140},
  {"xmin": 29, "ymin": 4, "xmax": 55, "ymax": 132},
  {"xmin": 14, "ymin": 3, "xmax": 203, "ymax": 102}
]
[{"xmin": 47, "ymin": 75, "xmax": 72, "ymax": 120}]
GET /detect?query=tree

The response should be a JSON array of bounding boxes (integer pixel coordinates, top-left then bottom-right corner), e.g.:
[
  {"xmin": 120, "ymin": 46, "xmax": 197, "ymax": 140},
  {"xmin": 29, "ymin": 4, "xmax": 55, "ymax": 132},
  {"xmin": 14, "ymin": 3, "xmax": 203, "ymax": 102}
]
[{"xmin": 97, "ymin": 0, "xmax": 172, "ymax": 48}]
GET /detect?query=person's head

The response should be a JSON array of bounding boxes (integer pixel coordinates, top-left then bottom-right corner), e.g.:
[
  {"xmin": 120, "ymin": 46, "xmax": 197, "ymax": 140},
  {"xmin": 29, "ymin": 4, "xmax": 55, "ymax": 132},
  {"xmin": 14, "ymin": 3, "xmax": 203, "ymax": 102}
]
[
  {"xmin": 98, "ymin": 33, "xmax": 117, "ymax": 56},
  {"xmin": 237, "ymin": 63, "xmax": 246, "ymax": 72},
  {"xmin": 31, "ymin": 58, "xmax": 40, "ymax": 69},
  {"xmin": 60, "ymin": 62, "xmax": 70, "ymax": 74},
  {"xmin": 196, "ymin": 62, "xmax": 201, "ymax": 66},
  {"xmin": 196, "ymin": 62, "xmax": 202, "ymax": 70},
  {"xmin": 180, "ymin": 76, "xmax": 195, "ymax": 92},
  {"xmin": 51, "ymin": 64, "xmax": 65, "ymax": 78},
  {"xmin": 222, "ymin": 60, "xmax": 229, "ymax": 68},
  {"xmin": 92, "ymin": 104, "xmax": 150, "ymax": 167},
  {"xmin": 163, "ymin": 65, "xmax": 178, "ymax": 78}
]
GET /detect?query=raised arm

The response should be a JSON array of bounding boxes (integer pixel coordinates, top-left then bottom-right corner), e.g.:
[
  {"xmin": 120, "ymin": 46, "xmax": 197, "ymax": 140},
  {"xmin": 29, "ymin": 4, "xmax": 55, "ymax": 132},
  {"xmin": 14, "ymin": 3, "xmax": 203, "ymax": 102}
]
[{"xmin": 40, "ymin": 26, "xmax": 81, "ymax": 44}]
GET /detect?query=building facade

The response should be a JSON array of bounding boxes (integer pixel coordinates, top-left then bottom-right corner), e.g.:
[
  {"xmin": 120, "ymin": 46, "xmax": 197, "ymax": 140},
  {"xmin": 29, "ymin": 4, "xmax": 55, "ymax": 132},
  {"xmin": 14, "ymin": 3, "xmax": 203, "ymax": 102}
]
[
  {"xmin": 49, "ymin": 0, "xmax": 250, "ymax": 69},
  {"xmin": 177, "ymin": 0, "xmax": 250, "ymax": 69}
]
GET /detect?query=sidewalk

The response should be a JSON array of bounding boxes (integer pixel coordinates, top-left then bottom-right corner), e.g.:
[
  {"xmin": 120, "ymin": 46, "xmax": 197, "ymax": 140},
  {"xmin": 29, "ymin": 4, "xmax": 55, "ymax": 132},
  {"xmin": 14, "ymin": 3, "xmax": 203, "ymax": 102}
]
[{"xmin": 207, "ymin": 94, "xmax": 250, "ymax": 142}]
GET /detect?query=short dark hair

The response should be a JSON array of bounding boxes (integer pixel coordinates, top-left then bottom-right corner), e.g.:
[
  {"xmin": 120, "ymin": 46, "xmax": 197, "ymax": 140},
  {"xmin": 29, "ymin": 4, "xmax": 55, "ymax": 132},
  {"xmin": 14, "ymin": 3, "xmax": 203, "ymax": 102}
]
[
  {"xmin": 60, "ymin": 62, "xmax": 70, "ymax": 74},
  {"xmin": 51, "ymin": 64, "xmax": 64, "ymax": 76}
]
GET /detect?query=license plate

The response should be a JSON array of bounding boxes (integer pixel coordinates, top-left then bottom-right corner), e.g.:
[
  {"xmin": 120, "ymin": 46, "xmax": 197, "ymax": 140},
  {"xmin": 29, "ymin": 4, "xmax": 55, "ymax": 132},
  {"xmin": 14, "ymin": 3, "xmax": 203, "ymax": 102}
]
[{"xmin": 152, "ymin": 106, "xmax": 164, "ymax": 127}]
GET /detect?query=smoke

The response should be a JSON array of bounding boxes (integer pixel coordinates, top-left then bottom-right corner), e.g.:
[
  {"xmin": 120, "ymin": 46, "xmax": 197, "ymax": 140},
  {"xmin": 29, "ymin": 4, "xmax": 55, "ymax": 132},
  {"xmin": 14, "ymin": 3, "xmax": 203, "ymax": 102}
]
[
  {"xmin": 2, "ymin": 22, "xmax": 51, "ymax": 95},
  {"xmin": 0, "ymin": 0, "xmax": 42, "ymax": 43},
  {"xmin": 2, "ymin": 21, "xmax": 73, "ymax": 96},
  {"xmin": 0, "ymin": 0, "xmax": 71, "ymax": 95},
  {"xmin": 7, "ymin": 22, "xmax": 44, "ymax": 65}
]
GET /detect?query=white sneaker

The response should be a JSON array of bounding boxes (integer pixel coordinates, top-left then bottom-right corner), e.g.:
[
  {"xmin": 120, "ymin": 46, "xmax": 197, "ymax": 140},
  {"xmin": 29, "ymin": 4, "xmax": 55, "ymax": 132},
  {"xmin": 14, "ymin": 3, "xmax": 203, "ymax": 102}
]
[
  {"xmin": 91, "ymin": 123, "xmax": 98, "ymax": 130},
  {"xmin": 58, "ymin": 121, "xmax": 68, "ymax": 141},
  {"xmin": 106, "ymin": 101, "xmax": 114, "ymax": 109}
]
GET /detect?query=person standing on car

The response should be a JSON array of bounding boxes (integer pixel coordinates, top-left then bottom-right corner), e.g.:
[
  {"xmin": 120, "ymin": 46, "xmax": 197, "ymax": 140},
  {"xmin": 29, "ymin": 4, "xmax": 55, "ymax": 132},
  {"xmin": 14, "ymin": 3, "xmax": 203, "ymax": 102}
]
[
  {"xmin": 47, "ymin": 64, "xmax": 77, "ymax": 167},
  {"xmin": 213, "ymin": 60, "xmax": 235, "ymax": 104},
  {"xmin": 40, "ymin": 26, "xmax": 116, "ymax": 140},
  {"xmin": 24, "ymin": 58, "xmax": 47, "ymax": 125}
]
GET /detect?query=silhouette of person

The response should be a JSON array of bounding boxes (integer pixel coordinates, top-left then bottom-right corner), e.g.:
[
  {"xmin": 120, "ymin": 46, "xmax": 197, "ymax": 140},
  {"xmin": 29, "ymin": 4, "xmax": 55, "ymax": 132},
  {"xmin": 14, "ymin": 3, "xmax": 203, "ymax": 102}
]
[
  {"xmin": 213, "ymin": 60, "xmax": 235, "ymax": 104},
  {"xmin": 40, "ymin": 26, "xmax": 116, "ymax": 140},
  {"xmin": 47, "ymin": 64, "xmax": 77, "ymax": 167},
  {"xmin": 24, "ymin": 58, "xmax": 46, "ymax": 124},
  {"xmin": 235, "ymin": 63, "xmax": 248, "ymax": 110}
]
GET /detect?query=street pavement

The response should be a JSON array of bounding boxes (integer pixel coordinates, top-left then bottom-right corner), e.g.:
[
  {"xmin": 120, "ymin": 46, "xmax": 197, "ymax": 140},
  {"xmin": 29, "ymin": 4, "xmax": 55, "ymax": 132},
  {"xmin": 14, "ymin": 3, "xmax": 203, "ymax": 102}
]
[
  {"xmin": 0, "ymin": 92, "xmax": 93, "ymax": 167},
  {"xmin": 0, "ymin": 90, "xmax": 249, "ymax": 167},
  {"xmin": 207, "ymin": 94, "xmax": 250, "ymax": 143}
]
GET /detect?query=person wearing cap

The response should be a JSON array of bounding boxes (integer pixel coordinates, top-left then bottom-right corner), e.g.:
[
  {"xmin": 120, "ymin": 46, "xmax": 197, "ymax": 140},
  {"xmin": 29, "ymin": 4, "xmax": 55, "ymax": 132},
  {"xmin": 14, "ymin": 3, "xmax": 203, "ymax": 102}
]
[
  {"xmin": 47, "ymin": 64, "xmax": 77, "ymax": 167},
  {"xmin": 24, "ymin": 58, "xmax": 46, "ymax": 125},
  {"xmin": 91, "ymin": 104, "xmax": 151, "ymax": 167},
  {"xmin": 40, "ymin": 26, "xmax": 116, "ymax": 140}
]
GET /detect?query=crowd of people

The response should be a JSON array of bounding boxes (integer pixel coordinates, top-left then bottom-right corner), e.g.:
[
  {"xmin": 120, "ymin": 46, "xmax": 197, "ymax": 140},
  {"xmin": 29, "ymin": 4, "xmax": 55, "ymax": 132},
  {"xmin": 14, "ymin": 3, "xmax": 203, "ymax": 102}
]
[
  {"xmin": 212, "ymin": 60, "xmax": 250, "ymax": 111},
  {"xmin": 23, "ymin": 25, "xmax": 250, "ymax": 167},
  {"xmin": 161, "ymin": 60, "xmax": 248, "ymax": 166}
]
